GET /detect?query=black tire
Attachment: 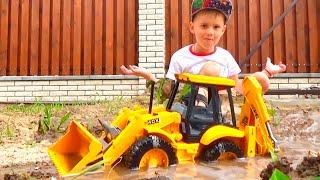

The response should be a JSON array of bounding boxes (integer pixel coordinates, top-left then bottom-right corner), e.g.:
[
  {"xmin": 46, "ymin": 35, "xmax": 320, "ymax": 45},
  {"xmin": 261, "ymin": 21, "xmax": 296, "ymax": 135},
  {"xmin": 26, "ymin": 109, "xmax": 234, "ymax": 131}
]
[
  {"xmin": 124, "ymin": 135, "xmax": 177, "ymax": 170},
  {"xmin": 202, "ymin": 140, "xmax": 244, "ymax": 162}
]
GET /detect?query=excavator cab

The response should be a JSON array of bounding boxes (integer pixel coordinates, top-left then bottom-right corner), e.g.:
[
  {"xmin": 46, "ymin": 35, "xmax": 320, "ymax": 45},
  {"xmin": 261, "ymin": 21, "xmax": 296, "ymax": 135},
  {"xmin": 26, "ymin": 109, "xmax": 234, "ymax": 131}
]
[{"xmin": 166, "ymin": 73, "xmax": 237, "ymax": 142}]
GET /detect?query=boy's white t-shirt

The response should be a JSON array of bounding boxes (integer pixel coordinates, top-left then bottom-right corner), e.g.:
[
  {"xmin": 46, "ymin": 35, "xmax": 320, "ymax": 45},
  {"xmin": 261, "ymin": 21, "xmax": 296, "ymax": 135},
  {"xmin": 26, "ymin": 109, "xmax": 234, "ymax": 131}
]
[{"xmin": 166, "ymin": 45, "xmax": 241, "ymax": 81}]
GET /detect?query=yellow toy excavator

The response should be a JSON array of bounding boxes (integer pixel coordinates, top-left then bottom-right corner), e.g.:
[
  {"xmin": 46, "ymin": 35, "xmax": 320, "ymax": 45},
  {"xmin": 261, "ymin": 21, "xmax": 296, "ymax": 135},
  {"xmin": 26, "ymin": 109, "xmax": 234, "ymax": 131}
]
[{"xmin": 48, "ymin": 73, "xmax": 277, "ymax": 176}]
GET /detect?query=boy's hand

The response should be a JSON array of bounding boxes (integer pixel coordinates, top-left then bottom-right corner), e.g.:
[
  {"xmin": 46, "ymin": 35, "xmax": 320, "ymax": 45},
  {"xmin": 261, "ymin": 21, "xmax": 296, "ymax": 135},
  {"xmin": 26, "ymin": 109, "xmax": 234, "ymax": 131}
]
[
  {"xmin": 120, "ymin": 65, "xmax": 156, "ymax": 81},
  {"xmin": 265, "ymin": 57, "xmax": 286, "ymax": 76}
]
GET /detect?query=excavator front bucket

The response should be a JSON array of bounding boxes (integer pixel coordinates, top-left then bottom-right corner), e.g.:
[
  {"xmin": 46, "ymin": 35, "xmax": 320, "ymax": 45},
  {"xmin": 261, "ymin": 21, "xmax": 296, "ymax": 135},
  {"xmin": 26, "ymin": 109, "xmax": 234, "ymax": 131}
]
[{"xmin": 48, "ymin": 120, "xmax": 103, "ymax": 176}]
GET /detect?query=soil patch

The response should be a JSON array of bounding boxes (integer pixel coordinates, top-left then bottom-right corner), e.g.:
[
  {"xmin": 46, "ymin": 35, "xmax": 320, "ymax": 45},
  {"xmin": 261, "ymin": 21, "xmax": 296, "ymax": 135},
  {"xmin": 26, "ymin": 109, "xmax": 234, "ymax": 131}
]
[{"xmin": 2, "ymin": 162, "xmax": 56, "ymax": 180}]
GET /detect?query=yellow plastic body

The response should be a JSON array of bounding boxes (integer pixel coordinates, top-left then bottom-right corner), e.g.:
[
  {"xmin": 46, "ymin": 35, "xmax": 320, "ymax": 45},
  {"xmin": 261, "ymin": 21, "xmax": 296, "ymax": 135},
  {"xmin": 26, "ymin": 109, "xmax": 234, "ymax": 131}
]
[
  {"xmin": 139, "ymin": 149, "xmax": 170, "ymax": 168},
  {"xmin": 240, "ymin": 76, "xmax": 275, "ymax": 155},
  {"xmin": 47, "ymin": 120, "xmax": 103, "ymax": 175},
  {"xmin": 244, "ymin": 126, "xmax": 256, "ymax": 157},
  {"xmin": 200, "ymin": 125, "xmax": 244, "ymax": 145},
  {"xmin": 175, "ymin": 73, "xmax": 235, "ymax": 90},
  {"xmin": 48, "ymin": 74, "xmax": 275, "ymax": 176},
  {"xmin": 103, "ymin": 106, "xmax": 183, "ymax": 166},
  {"xmin": 173, "ymin": 142, "xmax": 199, "ymax": 164}
]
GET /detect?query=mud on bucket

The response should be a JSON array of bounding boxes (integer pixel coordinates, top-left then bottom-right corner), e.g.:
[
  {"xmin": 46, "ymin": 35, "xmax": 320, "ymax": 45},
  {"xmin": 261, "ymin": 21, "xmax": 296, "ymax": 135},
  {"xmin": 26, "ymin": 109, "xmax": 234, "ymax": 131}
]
[{"xmin": 48, "ymin": 120, "xmax": 103, "ymax": 176}]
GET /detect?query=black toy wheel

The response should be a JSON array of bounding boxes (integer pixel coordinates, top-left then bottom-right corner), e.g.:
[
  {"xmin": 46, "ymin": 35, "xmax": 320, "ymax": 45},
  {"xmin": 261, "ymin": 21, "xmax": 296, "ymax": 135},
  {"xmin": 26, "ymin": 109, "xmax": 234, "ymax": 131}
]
[
  {"xmin": 124, "ymin": 135, "xmax": 177, "ymax": 170},
  {"xmin": 202, "ymin": 140, "xmax": 244, "ymax": 162}
]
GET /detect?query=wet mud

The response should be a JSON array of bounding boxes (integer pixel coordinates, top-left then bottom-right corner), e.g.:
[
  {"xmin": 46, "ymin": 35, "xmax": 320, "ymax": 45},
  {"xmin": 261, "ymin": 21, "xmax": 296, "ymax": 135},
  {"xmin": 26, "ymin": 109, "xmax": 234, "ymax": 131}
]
[
  {"xmin": 295, "ymin": 154, "xmax": 320, "ymax": 178},
  {"xmin": 2, "ymin": 162, "xmax": 57, "ymax": 180},
  {"xmin": 260, "ymin": 153, "xmax": 320, "ymax": 179},
  {"xmin": 260, "ymin": 157, "xmax": 293, "ymax": 180}
]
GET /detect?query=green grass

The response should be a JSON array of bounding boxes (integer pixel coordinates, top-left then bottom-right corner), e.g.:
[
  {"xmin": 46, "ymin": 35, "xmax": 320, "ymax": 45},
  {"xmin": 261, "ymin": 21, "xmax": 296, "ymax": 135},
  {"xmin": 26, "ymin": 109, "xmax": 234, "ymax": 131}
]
[
  {"xmin": 38, "ymin": 110, "xmax": 72, "ymax": 135},
  {"xmin": 0, "ymin": 101, "xmax": 70, "ymax": 135},
  {"xmin": 4, "ymin": 124, "xmax": 15, "ymax": 138},
  {"xmin": 267, "ymin": 103, "xmax": 282, "ymax": 126},
  {"xmin": 24, "ymin": 140, "xmax": 36, "ymax": 147},
  {"xmin": 1, "ymin": 101, "xmax": 64, "ymax": 115},
  {"xmin": 0, "ymin": 121, "xmax": 16, "ymax": 141},
  {"xmin": 57, "ymin": 111, "xmax": 71, "ymax": 131},
  {"xmin": 103, "ymin": 97, "xmax": 128, "ymax": 116},
  {"xmin": 3, "ymin": 102, "xmax": 44, "ymax": 115}
]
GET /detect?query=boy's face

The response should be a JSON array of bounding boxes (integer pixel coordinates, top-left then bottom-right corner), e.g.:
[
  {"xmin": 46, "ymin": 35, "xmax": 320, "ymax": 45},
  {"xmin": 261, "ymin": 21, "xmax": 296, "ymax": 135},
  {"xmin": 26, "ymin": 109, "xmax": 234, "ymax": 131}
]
[{"xmin": 190, "ymin": 11, "xmax": 226, "ymax": 53}]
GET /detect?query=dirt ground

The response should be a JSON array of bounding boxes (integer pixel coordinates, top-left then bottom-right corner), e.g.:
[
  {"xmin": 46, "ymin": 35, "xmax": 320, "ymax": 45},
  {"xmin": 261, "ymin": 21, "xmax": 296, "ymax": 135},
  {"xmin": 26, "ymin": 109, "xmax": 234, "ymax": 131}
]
[{"xmin": 0, "ymin": 97, "xmax": 319, "ymax": 179}]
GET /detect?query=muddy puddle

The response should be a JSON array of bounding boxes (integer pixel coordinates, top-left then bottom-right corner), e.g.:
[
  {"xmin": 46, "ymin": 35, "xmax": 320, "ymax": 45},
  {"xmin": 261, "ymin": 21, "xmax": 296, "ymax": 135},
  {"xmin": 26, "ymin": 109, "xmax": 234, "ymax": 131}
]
[
  {"xmin": 63, "ymin": 139, "xmax": 319, "ymax": 180},
  {"xmin": 72, "ymin": 159, "xmax": 270, "ymax": 179},
  {"xmin": 3, "ymin": 140, "xmax": 318, "ymax": 180}
]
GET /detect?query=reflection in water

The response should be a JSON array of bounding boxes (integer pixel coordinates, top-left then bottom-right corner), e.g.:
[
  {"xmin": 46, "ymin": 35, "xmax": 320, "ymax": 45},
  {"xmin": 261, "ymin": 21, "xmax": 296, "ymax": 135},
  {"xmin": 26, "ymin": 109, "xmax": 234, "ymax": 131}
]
[
  {"xmin": 73, "ymin": 158, "xmax": 270, "ymax": 179},
  {"xmin": 70, "ymin": 140, "xmax": 319, "ymax": 180}
]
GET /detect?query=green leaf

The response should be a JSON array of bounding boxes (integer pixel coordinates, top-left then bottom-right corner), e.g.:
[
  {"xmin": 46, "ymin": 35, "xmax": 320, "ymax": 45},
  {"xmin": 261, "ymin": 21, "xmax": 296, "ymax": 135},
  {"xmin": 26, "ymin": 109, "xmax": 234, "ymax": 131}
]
[
  {"xmin": 177, "ymin": 84, "xmax": 191, "ymax": 101},
  {"xmin": 154, "ymin": 78, "xmax": 170, "ymax": 104},
  {"xmin": 57, "ymin": 112, "xmax": 71, "ymax": 131},
  {"xmin": 269, "ymin": 148, "xmax": 279, "ymax": 162},
  {"xmin": 72, "ymin": 159, "xmax": 104, "ymax": 179}
]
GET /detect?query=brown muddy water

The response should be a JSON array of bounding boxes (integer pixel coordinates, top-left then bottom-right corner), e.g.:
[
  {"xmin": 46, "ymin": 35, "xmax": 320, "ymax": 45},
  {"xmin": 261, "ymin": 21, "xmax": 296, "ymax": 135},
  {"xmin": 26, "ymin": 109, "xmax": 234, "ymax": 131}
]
[{"xmin": 62, "ymin": 139, "xmax": 319, "ymax": 180}]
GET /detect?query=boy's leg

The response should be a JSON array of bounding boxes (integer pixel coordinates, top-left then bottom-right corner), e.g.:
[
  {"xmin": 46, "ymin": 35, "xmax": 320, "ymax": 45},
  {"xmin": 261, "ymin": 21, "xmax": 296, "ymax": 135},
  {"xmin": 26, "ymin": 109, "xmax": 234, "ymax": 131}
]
[
  {"xmin": 252, "ymin": 72, "xmax": 270, "ymax": 93},
  {"xmin": 199, "ymin": 61, "xmax": 221, "ymax": 76},
  {"xmin": 196, "ymin": 62, "xmax": 221, "ymax": 106}
]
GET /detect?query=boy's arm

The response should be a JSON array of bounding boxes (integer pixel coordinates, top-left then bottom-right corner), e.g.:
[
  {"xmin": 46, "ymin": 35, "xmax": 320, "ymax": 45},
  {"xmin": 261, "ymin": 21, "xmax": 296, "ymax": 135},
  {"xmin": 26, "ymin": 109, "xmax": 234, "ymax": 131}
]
[
  {"xmin": 263, "ymin": 57, "xmax": 287, "ymax": 77},
  {"xmin": 229, "ymin": 74, "xmax": 243, "ymax": 95},
  {"xmin": 121, "ymin": 65, "xmax": 174, "ymax": 96},
  {"xmin": 120, "ymin": 65, "xmax": 157, "ymax": 82},
  {"xmin": 230, "ymin": 58, "xmax": 286, "ymax": 94}
]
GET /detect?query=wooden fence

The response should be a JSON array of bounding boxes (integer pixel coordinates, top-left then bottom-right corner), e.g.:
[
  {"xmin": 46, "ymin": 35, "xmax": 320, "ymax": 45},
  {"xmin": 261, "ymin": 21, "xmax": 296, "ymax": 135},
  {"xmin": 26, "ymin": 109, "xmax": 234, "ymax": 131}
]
[
  {"xmin": 0, "ymin": 0, "xmax": 137, "ymax": 76},
  {"xmin": 1, "ymin": 0, "xmax": 319, "ymax": 76},
  {"xmin": 165, "ymin": 0, "xmax": 320, "ymax": 73}
]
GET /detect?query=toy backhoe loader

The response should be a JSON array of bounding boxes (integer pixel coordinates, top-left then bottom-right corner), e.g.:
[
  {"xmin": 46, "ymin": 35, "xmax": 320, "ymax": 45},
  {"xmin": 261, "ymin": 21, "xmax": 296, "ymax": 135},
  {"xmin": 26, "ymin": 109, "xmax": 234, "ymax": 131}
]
[{"xmin": 48, "ymin": 73, "xmax": 277, "ymax": 176}]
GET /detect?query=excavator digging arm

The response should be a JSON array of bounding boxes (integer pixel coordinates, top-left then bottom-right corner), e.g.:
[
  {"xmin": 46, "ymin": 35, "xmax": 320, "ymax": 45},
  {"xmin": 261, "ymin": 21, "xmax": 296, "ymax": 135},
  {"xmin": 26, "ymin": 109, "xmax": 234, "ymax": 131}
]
[{"xmin": 240, "ymin": 76, "xmax": 277, "ymax": 155}]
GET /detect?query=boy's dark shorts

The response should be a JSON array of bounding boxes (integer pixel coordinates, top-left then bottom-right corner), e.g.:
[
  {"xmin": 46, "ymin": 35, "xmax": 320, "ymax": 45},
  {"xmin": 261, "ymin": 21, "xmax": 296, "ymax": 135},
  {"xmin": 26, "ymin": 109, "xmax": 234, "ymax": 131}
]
[{"xmin": 182, "ymin": 93, "xmax": 208, "ymax": 107}]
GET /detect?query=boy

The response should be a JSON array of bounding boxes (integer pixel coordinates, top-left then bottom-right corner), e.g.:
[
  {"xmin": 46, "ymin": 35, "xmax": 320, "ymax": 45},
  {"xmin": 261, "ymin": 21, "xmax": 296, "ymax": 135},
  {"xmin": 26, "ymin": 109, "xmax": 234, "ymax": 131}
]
[{"xmin": 121, "ymin": 0, "xmax": 286, "ymax": 97}]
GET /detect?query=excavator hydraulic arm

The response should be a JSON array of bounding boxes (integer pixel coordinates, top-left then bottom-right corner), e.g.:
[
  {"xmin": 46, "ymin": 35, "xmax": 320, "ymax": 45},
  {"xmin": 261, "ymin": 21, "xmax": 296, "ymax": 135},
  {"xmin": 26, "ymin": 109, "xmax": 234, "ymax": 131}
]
[{"xmin": 239, "ymin": 76, "xmax": 277, "ymax": 155}]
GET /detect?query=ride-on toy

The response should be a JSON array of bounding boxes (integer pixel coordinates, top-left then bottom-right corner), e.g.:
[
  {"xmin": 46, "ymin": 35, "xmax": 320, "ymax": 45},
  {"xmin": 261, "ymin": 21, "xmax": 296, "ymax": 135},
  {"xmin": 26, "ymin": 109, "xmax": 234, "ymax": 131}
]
[{"xmin": 48, "ymin": 73, "xmax": 277, "ymax": 176}]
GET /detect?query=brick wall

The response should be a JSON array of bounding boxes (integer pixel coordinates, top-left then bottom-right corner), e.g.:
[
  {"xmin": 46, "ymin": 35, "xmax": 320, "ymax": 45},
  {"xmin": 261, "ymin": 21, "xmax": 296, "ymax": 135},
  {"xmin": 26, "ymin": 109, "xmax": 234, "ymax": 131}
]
[
  {"xmin": 138, "ymin": 0, "xmax": 165, "ymax": 94},
  {"xmin": 0, "ymin": 76, "xmax": 138, "ymax": 103},
  {"xmin": 1, "ymin": 74, "xmax": 318, "ymax": 103},
  {"xmin": 260, "ymin": 73, "xmax": 320, "ymax": 99}
]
